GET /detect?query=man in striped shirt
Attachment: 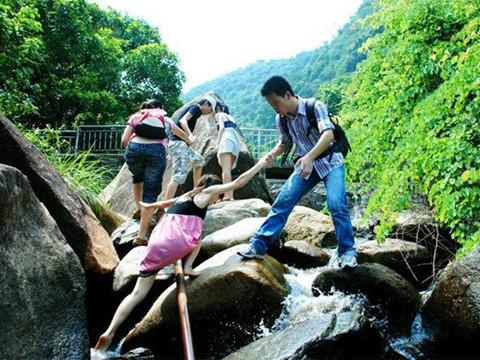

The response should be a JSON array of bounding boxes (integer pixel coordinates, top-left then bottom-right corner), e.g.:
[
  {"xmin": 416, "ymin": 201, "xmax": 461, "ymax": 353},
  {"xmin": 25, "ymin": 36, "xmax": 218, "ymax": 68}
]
[{"xmin": 238, "ymin": 76, "xmax": 357, "ymax": 268}]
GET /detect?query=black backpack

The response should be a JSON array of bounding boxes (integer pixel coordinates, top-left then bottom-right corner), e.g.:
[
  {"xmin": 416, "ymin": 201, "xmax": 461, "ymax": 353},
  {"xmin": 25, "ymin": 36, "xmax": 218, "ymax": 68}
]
[{"xmin": 279, "ymin": 98, "xmax": 351, "ymax": 165}]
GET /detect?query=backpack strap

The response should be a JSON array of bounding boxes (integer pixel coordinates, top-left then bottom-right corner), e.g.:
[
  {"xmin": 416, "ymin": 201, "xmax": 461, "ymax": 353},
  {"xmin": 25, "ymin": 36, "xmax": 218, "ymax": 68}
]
[
  {"xmin": 304, "ymin": 98, "xmax": 320, "ymax": 137},
  {"xmin": 279, "ymin": 115, "xmax": 293, "ymax": 166}
]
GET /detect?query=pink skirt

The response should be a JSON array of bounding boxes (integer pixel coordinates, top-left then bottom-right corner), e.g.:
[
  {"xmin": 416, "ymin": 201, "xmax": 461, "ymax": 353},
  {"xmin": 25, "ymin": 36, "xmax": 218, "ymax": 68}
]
[{"xmin": 139, "ymin": 214, "xmax": 204, "ymax": 275}]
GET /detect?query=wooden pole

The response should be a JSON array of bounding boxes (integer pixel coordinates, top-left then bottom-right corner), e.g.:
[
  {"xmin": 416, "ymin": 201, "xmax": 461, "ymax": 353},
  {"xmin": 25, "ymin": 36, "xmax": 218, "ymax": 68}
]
[{"xmin": 175, "ymin": 260, "xmax": 195, "ymax": 360}]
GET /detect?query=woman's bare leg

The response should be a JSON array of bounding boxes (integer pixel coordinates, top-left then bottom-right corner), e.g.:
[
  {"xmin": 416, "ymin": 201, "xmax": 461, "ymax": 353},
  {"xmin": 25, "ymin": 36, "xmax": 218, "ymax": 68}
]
[
  {"xmin": 137, "ymin": 206, "xmax": 154, "ymax": 242},
  {"xmin": 193, "ymin": 165, "xmax": 202, "ymax": 188},
  {"xmin": 218, "ymin": 153, "xmax": 235, "ymax": 200},
  {"xmin": 95, "ymin": 275, "xmax": 156, "ymax": 350},
  {"xmin": 133, "ymin": 183, "xmax": 143, "ymax": 214},
  {"xmin": 164, "ymin": 179, "xmax": 179, "ymax": 200},
  {"xmin": 183, "ymin": 244, "xmax": 201, "ymax": 277}
]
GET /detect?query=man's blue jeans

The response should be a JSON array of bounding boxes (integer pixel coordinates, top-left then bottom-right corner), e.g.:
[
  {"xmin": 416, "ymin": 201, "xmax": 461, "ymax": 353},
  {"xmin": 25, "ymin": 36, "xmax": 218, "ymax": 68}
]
[{"xmin": 250, "ymin": 165, "xmax": 356, "ymax": 256}]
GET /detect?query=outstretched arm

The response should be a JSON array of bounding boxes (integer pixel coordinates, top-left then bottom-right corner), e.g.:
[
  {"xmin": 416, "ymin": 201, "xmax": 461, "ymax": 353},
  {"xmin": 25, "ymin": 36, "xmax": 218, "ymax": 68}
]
[
  {"xmin": 195, "ymin": 155, "xmax": 272, "ymax": 207},
  {"xmin": 268, "ymin": 140, "xmax": 287, "ymax": 158},
  {"xmin": 139, "ymin": 197, "xmax": 178, "ymax": 209}
]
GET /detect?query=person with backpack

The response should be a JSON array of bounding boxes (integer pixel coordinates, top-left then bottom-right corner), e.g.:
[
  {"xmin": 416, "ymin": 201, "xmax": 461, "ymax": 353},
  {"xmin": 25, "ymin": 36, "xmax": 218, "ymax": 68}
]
[
  {"xmin": 238, "ymin": 76, "xmax": 357, "ymax": 269},
  {"xmin": 121, "ymin": 99, "xmax": 191, "ymax": 246},
  {"xmin": 164, "ymin": 96, "xmax": 216, "ymax": 200},
  {"xmin": 215, "ymin": 103, "xmax": 242, "ymax": 201}
]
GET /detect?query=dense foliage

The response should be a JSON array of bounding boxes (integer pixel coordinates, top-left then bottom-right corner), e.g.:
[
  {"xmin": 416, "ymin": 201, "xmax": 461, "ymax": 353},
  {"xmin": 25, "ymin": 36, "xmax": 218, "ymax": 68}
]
[
  {"xmin": 184, "ymin": 0, "xmax": 376, "ymax": 129},
  {"xmin": 0, "ymin": 0, "xmax": 184, "ymax": 126},
  {"xmin": 342, "ymin": 0, "xmax": 480, "ymax": 254}
]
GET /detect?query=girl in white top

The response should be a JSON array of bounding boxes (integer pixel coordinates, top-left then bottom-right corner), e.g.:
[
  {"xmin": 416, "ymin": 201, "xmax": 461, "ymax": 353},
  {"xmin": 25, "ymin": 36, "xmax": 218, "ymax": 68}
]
[{"xmin": 215, "ymin": 104, "xmax": 242, "ymax": 201}]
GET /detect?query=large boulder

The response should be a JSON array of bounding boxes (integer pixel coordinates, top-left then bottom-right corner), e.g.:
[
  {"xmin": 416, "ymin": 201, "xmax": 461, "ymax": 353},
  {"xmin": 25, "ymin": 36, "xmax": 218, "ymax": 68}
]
[
  {"xmin": 100, "ymin": 163, "xmax": 172, "ymax": 218},
  {"xmin": 174, "ymin": 93, "xmax": 272, "ymax": 203},
  {"xmin": 280, "ymin": 206, "xmax": 337, "ymax": 248},
  {"xmin": 202, "ymin": 198, "xmax": 271, "ymax": 237},
  {"xmin": 0, "ymin": 164, "xmax": 89, "ymax": 359},
  {"xmin": 122, "ymin": 245, "xmax": 289, "ymax": 358},
  {"xmin": 269, "ymin": 240, "xmax": 331, "ymax": 269},
  {"xmin": 357, "ymin": 238, "xmax": 431, "ymax": 288},
  {"xmin": 224, "ymin": 310, "xmax": 384, "ymax": 360},
  {"xmin": 113, "ymin": 246, "xmax": 175, "ymax": 293},
  {"xmin": 422, "ymin": 244, "xmax": 480, "ymax": 344},
  {"xmin": 312, "ymin": 263, "xmax": 421, "ymax": 332},
  {"xmin": 201, "ymin": 217, "xmax": 266, "ymax": 258},
  {"xmin": 0, "ymin": 115, "xmax": 119, "ymax": 274}
]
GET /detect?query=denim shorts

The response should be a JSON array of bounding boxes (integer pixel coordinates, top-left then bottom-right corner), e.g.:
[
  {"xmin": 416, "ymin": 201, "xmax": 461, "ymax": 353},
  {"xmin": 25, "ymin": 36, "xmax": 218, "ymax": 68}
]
[{"xmin": 124, "ymin": 142, "xmax": 166, "ymax": 203}]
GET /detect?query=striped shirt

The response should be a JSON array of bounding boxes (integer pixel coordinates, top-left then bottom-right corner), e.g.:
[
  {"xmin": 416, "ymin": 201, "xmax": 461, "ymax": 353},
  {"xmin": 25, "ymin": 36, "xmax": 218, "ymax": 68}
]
[{"xmin": 275, "ymin": 97, "xmax": 344, "ymax": 179}]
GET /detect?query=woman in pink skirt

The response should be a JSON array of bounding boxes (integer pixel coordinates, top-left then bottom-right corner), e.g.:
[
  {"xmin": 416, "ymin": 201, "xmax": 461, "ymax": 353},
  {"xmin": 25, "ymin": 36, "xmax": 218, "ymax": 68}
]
[{"xmin": 95, "ymin": 155, "xmax": 271, "ymax": 351}]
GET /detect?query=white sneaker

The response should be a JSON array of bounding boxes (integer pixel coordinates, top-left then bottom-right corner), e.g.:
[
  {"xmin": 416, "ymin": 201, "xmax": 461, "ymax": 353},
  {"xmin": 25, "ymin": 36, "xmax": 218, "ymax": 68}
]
[
  {"xmin": 237, "ymin": 246, "xmax": 265, "ymax": 260},
  {"xmin": 339, "ymin": 253, "xmax": 358, "ymax": 269}
]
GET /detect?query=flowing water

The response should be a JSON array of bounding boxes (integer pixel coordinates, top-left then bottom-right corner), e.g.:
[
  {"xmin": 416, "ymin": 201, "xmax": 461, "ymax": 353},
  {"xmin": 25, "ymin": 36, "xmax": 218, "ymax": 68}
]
[
  {"xmin": 91, "ymin": 263, "xmax": 434, "ymax": 360},
  {"xmin": 252, "ymin": 266, "xmax": 435, "ymax": 360}
]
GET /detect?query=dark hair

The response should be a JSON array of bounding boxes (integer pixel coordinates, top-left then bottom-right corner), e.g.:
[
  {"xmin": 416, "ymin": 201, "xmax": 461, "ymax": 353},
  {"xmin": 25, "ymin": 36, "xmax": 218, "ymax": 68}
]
[
  {"xmin": 187, "ymin": 174, "xmax": 222, "ymax": 198},
  {"xmin": 215, "ymin": 103, "xmax": 230, "ymax": 114},
  {"xmin": 198, "ymin": 174, "xmax": 222, "ymax": 188},
  {"xmin": 198, "ymin": 98, "xmax": 212, "ymax": 107},
  {"xmin": 261, "ymin": 76, "xmax": 295, "ymax": 97},
  {"xmin": 140, "ymin": 98, "xmax": 163, "ymax": 110}
]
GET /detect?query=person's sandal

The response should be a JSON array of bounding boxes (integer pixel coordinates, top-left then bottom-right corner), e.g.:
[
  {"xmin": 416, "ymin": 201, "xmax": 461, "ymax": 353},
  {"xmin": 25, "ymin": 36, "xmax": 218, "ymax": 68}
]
[{"xmin": 132, "ymin": 236, "xmax": 148, "ymax": 246}]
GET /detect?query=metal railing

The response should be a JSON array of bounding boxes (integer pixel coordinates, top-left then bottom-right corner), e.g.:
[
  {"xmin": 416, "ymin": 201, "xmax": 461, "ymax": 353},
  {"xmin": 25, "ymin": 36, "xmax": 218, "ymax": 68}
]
[{"xmin": 57, "ymin": 125, "xmax": 279, "ymax": 159}]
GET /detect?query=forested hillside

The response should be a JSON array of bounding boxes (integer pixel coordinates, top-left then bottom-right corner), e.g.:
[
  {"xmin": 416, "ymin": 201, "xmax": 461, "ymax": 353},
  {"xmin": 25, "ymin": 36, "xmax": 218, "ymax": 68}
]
[
  {"xmin": 342, "ymin": 0, "xmax": 480, "ymax": 254},
  {"xmin": 0, "ymin": 0, "xmax": 184, "ymax": 126},
  {"xmin": 183, "ymin": 0, "xmax": 377, "ymax": 128}
]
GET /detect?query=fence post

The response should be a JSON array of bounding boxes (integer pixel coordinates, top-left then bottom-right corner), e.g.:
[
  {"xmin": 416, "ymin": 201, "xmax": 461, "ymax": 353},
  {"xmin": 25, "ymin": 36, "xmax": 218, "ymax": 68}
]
[{"xmin": 74, "ymin": 126, "xmax": 80, "ymax": 153}]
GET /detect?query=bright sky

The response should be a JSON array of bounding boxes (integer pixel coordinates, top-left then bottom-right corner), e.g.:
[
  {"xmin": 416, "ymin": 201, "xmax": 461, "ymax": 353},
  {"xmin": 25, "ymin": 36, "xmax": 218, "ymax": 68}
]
[{"xmin": 92, "ymin": 0, "xmax": 364, "ymax": 91}]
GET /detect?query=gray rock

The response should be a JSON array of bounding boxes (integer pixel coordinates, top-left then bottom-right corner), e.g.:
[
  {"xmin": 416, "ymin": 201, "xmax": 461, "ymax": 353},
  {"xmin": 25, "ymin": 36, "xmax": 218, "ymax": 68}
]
[
  {"xmin": 280, "ymin": 206, "xmax": 336, "ymax": 248},
  {"xmin": 201, "ymin": 217, "xmax": 266, "ymax": 257},
  {"xmin": 423, "ymin": 244, "xmax": 480, "ymax": 342},
  {"xmin": 202, "ymin": 198, "xmax": 271, "ymax": 238},
  {"xmin": 224, "ymin": 309, "xmax": 383, "ymax": 360},
  {"xmin": 174, "ymin": 93, "xmax": 272, "ymax": 203},
  {"xmin": 312, "ymin": 263, "xmax": 421, "ymax": 331},
  {"xmin": 113, "ymin": 246, "xmax": 175, "ymax": 293},
  {"xmin": 0, "ymin": 115, "xmax": 119, "ymax": 274},
  {"xmin": 357, "ymin": 238, "xmax": 432, "ymax": 287},
  {"xmin": 122, "ymin": 245, "xmax": 289, "ymax": 358},
  {"xmin": 0, "ymin": 164, "xmax": 89, "ymax": 360}
]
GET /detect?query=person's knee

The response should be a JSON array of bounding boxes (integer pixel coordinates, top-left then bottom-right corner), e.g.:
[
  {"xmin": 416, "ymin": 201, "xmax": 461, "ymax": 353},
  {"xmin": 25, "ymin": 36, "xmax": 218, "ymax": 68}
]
[{"xmin": 327, "ymin": 195, "xmax": 348, "ymax": 214}]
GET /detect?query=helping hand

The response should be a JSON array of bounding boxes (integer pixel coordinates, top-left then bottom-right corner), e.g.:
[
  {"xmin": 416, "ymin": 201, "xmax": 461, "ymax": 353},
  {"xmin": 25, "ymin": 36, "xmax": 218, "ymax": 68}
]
[{"xmin": 261, "ymin": 153, "xmax": 275, "ymax": 167}]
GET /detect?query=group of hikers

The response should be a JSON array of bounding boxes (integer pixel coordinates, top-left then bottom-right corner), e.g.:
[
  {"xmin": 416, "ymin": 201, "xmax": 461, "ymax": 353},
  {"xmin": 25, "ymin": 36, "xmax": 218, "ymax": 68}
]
[{"xmin": 95, "ymin": 76, "xmax": 357, "ymax": 351}]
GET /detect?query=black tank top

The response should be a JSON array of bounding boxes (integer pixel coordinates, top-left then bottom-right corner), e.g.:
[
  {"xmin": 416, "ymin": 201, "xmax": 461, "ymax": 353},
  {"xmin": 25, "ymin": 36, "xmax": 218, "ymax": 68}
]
[{"xmin": 166, "ymin": 198, "xmax": 207, "ymax": 219}]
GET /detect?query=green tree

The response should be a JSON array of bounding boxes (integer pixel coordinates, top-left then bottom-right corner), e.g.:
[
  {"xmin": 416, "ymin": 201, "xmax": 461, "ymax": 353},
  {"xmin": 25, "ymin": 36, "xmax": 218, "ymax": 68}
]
[
  {"xmin": 0, "ymin": 0, "xmax": 184, "ymax": 127},
  {"xmin": 342, "ymin": 0, "xmax": 480, "ymax": 254},
  {"xmin": 122, "ymin": 43, "xmax": 185, "ymax": 115},
  {"xmin": 0, "ymin": 1, "xmax": 44, "ymax": 118}
]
